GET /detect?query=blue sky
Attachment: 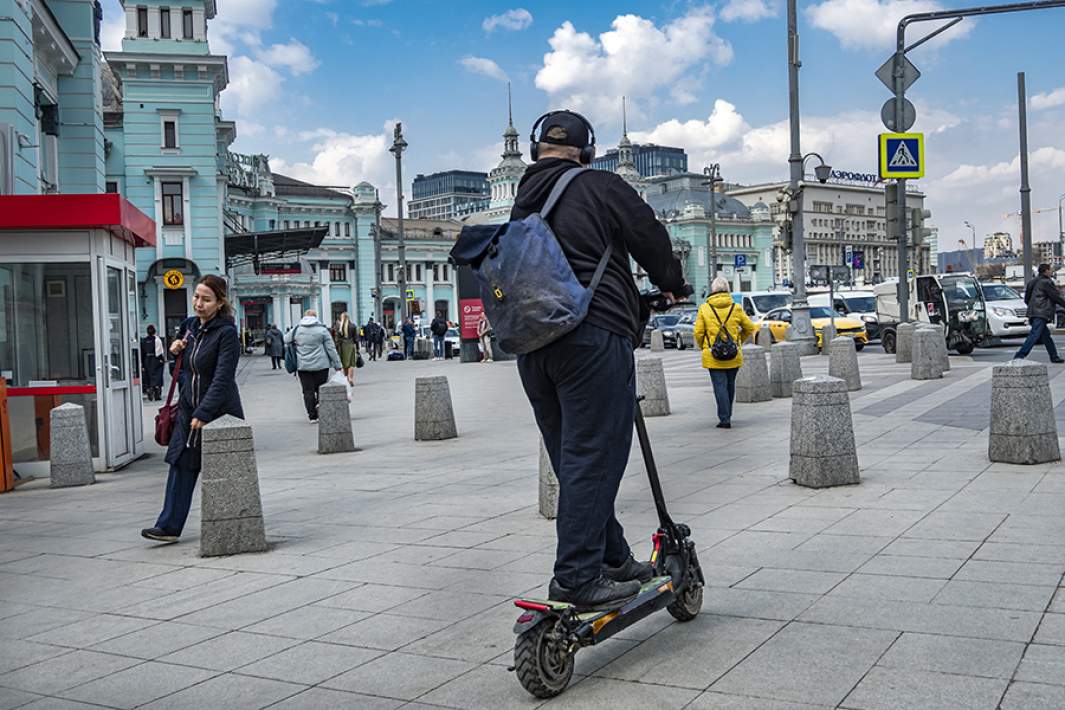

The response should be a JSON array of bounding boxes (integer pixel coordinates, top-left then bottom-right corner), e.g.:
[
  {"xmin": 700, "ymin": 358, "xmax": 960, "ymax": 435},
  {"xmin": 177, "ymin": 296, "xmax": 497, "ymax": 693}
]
[{"xmin": 101, "ymin": 0, "xmax": 1065, "ymax": 247}]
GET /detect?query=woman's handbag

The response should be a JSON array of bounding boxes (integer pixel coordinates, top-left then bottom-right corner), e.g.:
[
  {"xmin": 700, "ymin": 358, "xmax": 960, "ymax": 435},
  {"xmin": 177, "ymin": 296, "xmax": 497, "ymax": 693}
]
[
  {"xmin": 154, "ymin": 354, "xmax": 182, "ymax": 446},
  {"xmin": 355, "ymin": 353, "xmax": 365, "ymax": 368}
]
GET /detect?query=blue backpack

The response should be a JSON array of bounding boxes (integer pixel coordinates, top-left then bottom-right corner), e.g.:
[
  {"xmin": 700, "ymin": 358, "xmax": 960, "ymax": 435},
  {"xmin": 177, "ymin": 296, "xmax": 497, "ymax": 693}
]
[
  {"xmin": 283, "ymin": 326, "xmax": 299, "ymax": 374},
  {"xmin": 450, "ymin": 167, "xmax": 613, "ymax": 355}
]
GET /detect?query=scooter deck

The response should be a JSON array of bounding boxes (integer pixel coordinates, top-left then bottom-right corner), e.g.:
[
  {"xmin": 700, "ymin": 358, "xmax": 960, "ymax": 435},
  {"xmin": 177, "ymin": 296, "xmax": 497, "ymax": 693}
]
[{"xmin": 519, "ymin": 576, "xmax": 674, "ymax": 623}]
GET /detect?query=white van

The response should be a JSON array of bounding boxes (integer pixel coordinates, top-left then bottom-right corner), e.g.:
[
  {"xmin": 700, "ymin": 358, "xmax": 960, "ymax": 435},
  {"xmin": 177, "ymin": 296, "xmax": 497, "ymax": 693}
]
[
  {"xmin": 735, "ymin": 291, "xmax": 792, "ymax": 320},
  {"xmin": 808, "ymin": 289, "xmax": 880, "ymax": 340}
]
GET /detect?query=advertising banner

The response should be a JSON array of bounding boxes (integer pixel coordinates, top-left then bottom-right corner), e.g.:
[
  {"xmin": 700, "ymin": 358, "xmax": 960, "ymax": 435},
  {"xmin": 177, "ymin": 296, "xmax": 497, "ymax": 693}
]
[{"xmin": 459, "ymin": 298, "xmax": 484, "ymax": 340}]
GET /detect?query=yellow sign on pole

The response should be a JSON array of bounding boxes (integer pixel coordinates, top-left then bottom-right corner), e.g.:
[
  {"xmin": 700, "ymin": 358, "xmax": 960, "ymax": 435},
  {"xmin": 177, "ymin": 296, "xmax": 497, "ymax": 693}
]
[
  {"xmin": 879, "ymin": 133, "xmax": 925, "ymax": 179},
  {"xmin": 163, "ymin": 269, "xmax": 185, "ymax": 290}
]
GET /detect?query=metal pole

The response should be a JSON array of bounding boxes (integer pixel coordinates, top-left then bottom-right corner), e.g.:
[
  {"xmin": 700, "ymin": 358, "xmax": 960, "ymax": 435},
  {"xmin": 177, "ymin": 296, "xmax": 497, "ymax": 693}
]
[
  {"xmin": 892, "ymin": 47, "xmax": 911, "ymax": 321},
  {"xmin": 704, "ymin": 164, "xmax": 720, "ymax": 284},
  {"xmin": 390, "ymin": 123, "xmax": 409, "ymax": 324},
  {"xmin": 1018, "ymin": 72, "xmax": 1034, "ymax": 286},
  {"xmin": 1057, "ymin": 193, "xmax": 1064, "ymax": 259},
  {"xmin": 786, "ymin": 0, "xmax": 816, "ymax": 353}
]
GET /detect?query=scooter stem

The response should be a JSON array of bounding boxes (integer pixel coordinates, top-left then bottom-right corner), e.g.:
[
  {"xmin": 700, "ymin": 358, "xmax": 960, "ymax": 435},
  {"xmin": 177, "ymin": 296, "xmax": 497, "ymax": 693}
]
[{"xmin": 633, "ymin": 399, "xmax": 679, "ymax": 537}]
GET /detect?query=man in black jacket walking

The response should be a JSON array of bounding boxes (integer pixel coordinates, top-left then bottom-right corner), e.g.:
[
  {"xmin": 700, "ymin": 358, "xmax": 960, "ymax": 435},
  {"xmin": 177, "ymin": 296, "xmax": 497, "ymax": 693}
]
[
  {"xmin": 512, "ymin": 111, "xmax": 685, "ymax": 611},
  {"xmin": 1016, "ymin": 264, "xmax": 1065, "ymax": 362}
]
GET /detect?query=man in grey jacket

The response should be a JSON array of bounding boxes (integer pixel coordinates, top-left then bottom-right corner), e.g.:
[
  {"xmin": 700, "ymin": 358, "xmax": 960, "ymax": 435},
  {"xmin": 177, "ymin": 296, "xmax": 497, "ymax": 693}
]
[{"xmin": 285, "ymin": 310, "xmax": 342, "ymax": 421}]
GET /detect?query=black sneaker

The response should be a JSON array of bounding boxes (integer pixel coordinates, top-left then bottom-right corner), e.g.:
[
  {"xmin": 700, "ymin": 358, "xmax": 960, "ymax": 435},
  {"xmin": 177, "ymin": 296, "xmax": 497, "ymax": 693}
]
[
  {"xmin": 716, "ymin": 421, "xmax": 731, "ymax": 429},
  {"xmin": 1052, "ymin": 358, "xmax": 1065, "ymax": 364},
  {"xmin": 141, "ymin": 527, "xmax": 179, "ymax": 543},
  {"xmin": 604, "ymin": 555, "xmax": 654, "ymax": 584},
  {"xmin": 548, "ymin": 575, "xmax": 640, "ymax": 612}
]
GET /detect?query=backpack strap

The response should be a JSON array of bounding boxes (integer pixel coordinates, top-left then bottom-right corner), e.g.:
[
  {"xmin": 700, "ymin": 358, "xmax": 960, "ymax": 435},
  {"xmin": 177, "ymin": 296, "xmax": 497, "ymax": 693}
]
[{"xmin": 539, "ymin": 167, "xmax": 587, "ymax": 220}]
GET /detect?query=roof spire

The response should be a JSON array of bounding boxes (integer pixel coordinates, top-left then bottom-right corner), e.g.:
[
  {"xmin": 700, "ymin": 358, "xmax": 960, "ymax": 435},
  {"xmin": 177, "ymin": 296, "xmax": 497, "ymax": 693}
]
[
  {"xmin": 507, "ymin": 81, "xmax": 513, "ymax": 128},
  {"xmin": 622, "ymin": 95, "xmax": 628, "ymax": 138}
]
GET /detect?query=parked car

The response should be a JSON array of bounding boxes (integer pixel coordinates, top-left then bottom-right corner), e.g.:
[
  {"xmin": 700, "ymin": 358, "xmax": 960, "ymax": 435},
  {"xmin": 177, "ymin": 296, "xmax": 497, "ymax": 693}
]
[
  {"xmin": 736, "ymin": 290, "xmax": 793, "ymax": 320},
  {"xmin": 757, "ymin": 306, "xmax": 868, "ymax": 350},
  {"xmin": 980, "ymin": 282, "xmax": 1029, "ymax": 339},
  {"xmin": 642, "ymin": 313, "xmax": 684, "ymax": 348}
]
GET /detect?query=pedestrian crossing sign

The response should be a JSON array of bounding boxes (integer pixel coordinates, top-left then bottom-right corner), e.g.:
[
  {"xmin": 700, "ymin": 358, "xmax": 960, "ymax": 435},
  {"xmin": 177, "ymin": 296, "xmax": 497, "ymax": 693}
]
[{"xmin": 879, "ymin": 133, "xmax": 924, "ymax": 179}]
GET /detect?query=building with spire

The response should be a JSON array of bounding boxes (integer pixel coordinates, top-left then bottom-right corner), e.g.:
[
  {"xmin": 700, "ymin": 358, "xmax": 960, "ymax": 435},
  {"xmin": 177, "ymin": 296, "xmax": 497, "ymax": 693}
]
[
  {"xmin": 614, "ymin": 97, "xmax": 645, "ymax": 197},
  {"xmin": 477, "ymin": 83, "xmax": 527, "ymax": 224}
]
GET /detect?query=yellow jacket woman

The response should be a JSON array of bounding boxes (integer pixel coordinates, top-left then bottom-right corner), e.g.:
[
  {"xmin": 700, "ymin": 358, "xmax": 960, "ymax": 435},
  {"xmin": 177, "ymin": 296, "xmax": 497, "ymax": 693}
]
[{"xmin": 693, "ymin": 291, "xmax": 757, "ymax": 369}]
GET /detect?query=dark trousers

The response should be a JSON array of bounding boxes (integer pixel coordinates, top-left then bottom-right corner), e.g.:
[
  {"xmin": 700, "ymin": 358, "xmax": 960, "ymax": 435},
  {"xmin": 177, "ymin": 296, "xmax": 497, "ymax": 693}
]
[
  {"xmin": 1015, "ymin": 317, "xmax": 1059, "ymax": 360},
  {"xmin": 518, "ymin": 322, "xmax": 634, "ymax": 589},
  {"xmin": 270, "ymin": 356, "xmax": 282, "ymax": 369},
  {"xmin": 404, "ymin": 336, "xmax": 415, "ymax": 358},
  {"xmin": 298, "ymin": 369, "xmax": 330, "ymax": 419},
  {"xmin": 155, "ymin": 462, "xmax": 199, "ymax": 535},
  {"xmin": 709, "ymin": 367, "xmax": 738, "ymax": 424},
  {"xmin": 433, "ymin": 335, "xmax": 445, "ymax": 358}
]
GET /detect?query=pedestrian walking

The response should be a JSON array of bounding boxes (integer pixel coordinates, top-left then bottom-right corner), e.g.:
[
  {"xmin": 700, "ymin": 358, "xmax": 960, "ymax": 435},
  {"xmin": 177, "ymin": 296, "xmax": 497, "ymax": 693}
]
[
  {"xmin": 364, "ymin": 318, "xmax": 380, "ymax": 361},
  {"xmin": 694, "ymin": 276, "xmax": 757, "ymax": 429},
  {"xmin": 286, "ymin": 309, "xmax": 342, "ymax": 422},
  {"xmin": 141, "ymin": 275, "xmax": 243, "ymax": 543},
  {"xmin": 334, "ymin": 311, "xmax": 360, "ymax": 385},
  {"xmin": 402, "ymin": 318, "xmax": 416, "ymax": 359},
  {"xmin": 430, "ymin": 311, "xmax": 448, "ymax": 360},
  {"xmin": 140, "ymin": 324, "xmax": 165, "ymax": 401},
  {"xmin": 264, "ymin": 323, "xmax": 284, "ymax": 370},
  {"xmin": 1015, "ymin": 263, "xmax": 1065, "ymax": 363},
  {"xmin": 477, "ymin": 311, "xmax": 494, "ymax": 362}
]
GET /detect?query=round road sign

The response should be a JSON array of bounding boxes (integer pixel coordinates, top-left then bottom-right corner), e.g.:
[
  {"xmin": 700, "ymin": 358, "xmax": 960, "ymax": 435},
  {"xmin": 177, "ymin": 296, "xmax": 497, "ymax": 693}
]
[
  {"xmin": 881, "ymin": 98, "xmax": 916, "ymax": 132},
  {"xmin": 163, "ymin": 269, "xmax": 185, "ymax": 290}
]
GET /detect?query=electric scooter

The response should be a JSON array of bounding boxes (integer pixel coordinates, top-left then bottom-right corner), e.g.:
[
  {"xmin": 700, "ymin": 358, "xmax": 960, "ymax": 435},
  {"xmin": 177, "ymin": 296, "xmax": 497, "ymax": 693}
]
[{"xmin": 510, "ymin": 288, "xmax": 704, "ymax": 699}]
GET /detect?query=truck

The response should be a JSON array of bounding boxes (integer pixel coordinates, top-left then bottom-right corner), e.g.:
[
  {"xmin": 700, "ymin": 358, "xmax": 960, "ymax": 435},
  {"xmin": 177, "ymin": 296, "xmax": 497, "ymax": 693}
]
[{"xmin": 874, "ymin": 272, "xmax": 991, "ymax": 355}]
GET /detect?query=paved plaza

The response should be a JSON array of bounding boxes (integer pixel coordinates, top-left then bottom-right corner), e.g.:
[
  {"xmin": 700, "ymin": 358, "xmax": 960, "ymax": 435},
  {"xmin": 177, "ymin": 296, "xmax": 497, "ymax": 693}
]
[{"xmin": 2, "ymin": 345, "xmax": 1065, "ymax": 709}]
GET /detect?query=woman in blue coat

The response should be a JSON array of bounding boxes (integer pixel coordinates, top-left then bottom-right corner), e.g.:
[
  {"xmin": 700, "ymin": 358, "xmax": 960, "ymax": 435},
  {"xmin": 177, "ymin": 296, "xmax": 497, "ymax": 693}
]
[{"xmin": 142, "ymin": 275, "xmax": 244, "ymax": 543}]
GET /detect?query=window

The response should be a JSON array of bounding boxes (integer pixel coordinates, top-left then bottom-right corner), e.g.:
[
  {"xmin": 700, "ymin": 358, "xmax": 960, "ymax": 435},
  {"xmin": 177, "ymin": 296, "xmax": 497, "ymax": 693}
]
[
  {"xmin": 344, "ymin": 223, "xmax": 350, "ymax": 237},
  {"xmin": 333, "ymin": 222, "xmax": 340, "ymax": 237},
  {"xmin": 329, "ymin": 264, "xmax": 347, "ymax": 282},
  {"xmin": 160, "ymin": 8, "xmax": 171, "ymax": 38},
  {"xmin": 161, "ymin": 181, "xmax": 183, "ymax": 225},
  {"xmin": 282, "ymin": 220, "xmax": 289, "ymax": 229},
  {"xmin": 162, "ymin": 120, "xmax": 177, "ymax": 149},
  {"xmin": 182, "ymin": 9, "xmax": 194, "ymax": 39},
  {"xmin": 413, "ymin": 264, "xmax": 423, "ymax": 282},
  {"xmin": 105, "ymin": 181, "xmax": 118, "ymax": 194},
  {"xmin": 137, "ymin": 6, "xmax": 148, "ymax": 36},
  {"xmin": 383, "ymin": 264, "xmax": 395, "ymax": 282},
  {"xmin": 268, "ymin": 219, "xmax": 276, "ymax": 230},
  {"xmin": 303, "ymin": 220, "xmax": 310, "ymax": 228}
]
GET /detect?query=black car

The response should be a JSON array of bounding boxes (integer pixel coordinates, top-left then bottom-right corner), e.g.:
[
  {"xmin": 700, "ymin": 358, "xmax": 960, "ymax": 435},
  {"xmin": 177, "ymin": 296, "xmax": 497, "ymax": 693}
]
[{"xmin": 642, "ymin": 313, "xmax": 686, "ymax": 348}]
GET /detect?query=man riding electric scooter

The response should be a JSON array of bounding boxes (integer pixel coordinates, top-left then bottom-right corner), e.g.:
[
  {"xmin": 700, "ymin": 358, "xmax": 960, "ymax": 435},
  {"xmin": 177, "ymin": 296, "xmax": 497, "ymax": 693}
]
[{"xmin": 509, "ymin": 111, "xmax": 686, "ymax": 611}]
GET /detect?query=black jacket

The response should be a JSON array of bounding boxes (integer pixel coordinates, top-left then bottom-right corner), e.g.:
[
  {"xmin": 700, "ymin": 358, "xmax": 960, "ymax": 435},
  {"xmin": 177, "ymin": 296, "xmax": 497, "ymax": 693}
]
[
  {"xmin": 165, "ymin": 315, "xmax": 244, "ymax": 469},
  {"xmin": 510, "ymin": 158, "xmax": 685, "ymax": 346},
  {"xmin": 430, "ymin": 317, "xmax": 448, "ymax": 337},
  {"xmin": 1024, "ymin": 275, "xmax": 1065, "ymax": 322}
]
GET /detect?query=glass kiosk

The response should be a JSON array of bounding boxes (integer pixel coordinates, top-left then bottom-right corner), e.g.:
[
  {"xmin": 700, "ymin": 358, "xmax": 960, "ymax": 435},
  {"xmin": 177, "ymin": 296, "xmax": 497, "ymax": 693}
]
[{"xmin": 0, "ymin": 194, "xmax": 156, "ymax": 478}]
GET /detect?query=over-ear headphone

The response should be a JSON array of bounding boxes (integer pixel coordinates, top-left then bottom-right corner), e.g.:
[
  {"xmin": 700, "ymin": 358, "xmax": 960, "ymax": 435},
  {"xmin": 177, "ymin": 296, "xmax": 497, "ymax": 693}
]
[{"xmin": 529, "ymin": 110, "xmax": 596, "ymax": 164}]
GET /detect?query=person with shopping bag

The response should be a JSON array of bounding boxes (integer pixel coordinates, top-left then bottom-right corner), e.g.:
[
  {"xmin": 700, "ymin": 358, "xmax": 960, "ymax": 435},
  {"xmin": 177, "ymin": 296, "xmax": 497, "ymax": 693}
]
[
  {"xmin": 693, "ymin": 276, "xmax": 757, "ymax": 429},
  {"xmin": 286, "ymin": 309, "xmax": 342, "ymax": 422}
]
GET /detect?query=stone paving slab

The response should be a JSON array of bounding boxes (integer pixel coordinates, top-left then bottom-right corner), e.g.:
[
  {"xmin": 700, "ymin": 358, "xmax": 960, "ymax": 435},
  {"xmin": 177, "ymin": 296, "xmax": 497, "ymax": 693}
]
[{"xmin": 3, "ymin": 350, "xmax": 1065, "ymax": 708}]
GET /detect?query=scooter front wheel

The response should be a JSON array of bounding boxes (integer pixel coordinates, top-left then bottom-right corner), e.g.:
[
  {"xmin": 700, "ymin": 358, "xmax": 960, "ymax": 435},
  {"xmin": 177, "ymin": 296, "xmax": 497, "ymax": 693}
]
[
  {"xmin": 667, "ymin": 575, "xmax": 703, "ymax": 622},
  {"xmin": 514, "ymin": 619, "xmax": 574, "ymax": 698}
]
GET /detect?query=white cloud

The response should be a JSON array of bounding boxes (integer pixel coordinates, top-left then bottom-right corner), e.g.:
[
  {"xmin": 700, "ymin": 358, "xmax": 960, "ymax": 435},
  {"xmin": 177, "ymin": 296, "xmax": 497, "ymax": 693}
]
[
  {"xmin": 255, "ymin": 39, "xmax": 320, "ymax": 76},
  {"xmin": 352, "ymin": 18, "xmax": 385, "ymax": 27},
  {"xmin": 325, "ymin": 12, "xmax": 339, "ymax": 27},
  {"xmin": 1032, "ymin": 87, "xmax": 1065, "ymax": 110},
  {"xmin": 459, "ymin": 56, "xmax": 508, "ymax": 82},
  {"xmin": 534, "ymin": 9, "xmax": 732, "ymax": 126},
  {"xmin": 806, "ymin": 0, "xmax": 972, "ymax": 51},
  {"xmin": 938, "ymin": 147, "xmax": 1065, "ymax": 189},
  {"xmin": 483, "ymin": 8, "xmax": 533, "ymax": 33},
  {"xmin": 100, "ymin": 1, "xmax": 125, "ymax": 51},
  {"xmin": 222, "ymin": 57, "xmax": 284, "ymax": 115},
  {"xmin": 720, "ymin": 0, "xmax": 777, "ymax": 23}
]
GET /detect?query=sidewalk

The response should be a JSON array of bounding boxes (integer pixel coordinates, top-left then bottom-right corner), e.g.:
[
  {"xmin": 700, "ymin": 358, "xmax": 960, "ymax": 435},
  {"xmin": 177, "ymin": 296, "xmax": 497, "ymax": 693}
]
[{"xmin": 1, "ymin": 350, "xmax": 1064, "ymax": 709}]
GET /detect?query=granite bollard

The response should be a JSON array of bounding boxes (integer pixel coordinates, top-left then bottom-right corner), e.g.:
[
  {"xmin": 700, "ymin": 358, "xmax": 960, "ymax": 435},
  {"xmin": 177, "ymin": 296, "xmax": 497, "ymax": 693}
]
[
  {"xmin": 895, "ymin": 322, "xmax": 916, "ymax": 364},
  {"xmin": 415, "ymin": 376, "xmax": 458, "ymax": 440},
  {"xmin": 828, "ymin": 336, "xmax": 862, "ymax": 391},
  {"xmin": 919, "ymin": 323, "xmax": 951, "ymax": 371},
  {"xmin": 819, "ymin": 323, "xmax": 836, "ymax": 355},
  {"xmin": 413, "ymin": 338, "xmax": 432, "ymax": 361},
  {"xmin": 789, "ymin": 375, "xmax": 860, "ymax": 488},
  {"xmin": 199, "ymin": 415, "xmax": 268, "ymax": 557},
  {"xmin": 538, "ymin": 439, "xmax": 558, "ymax": 520},
  {"xmin": 755, "ymin": 323, "xmax": 773, "ymax": 348},
  {"xmin": 770, "ymin": 341, "xmax": 803, "ymax": 398},
  {"xmin": 636, "ymin": 357, "xmax": 670, "ymax": 416},
  {"xmin": 735, "ymin": 345, "xmax": 771, "ymax": 402},
  {"xmin": 989, "ymin": 359, "xmax": 1061, "ymax": 464},
  {"xmin": 49, "ymin": 403, "xmax": 94, "ymax": 488},
  {"xmin": 649, "ymin": 329, "xmax": 665, "ymax": 352},
  {"xmin": 317, "ymin": 382, "xmax": 356, "ymax": 454},
  {"xmin": 911, "ymin": 328, "xmax": 945, "ymax": 380}
]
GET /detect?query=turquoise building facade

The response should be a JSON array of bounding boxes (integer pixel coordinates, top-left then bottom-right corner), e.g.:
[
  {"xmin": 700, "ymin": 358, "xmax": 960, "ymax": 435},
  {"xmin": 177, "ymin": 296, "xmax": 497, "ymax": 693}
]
[{"xmin": 102, "ymin": 0, "xmax": 230, "ymax": 338}]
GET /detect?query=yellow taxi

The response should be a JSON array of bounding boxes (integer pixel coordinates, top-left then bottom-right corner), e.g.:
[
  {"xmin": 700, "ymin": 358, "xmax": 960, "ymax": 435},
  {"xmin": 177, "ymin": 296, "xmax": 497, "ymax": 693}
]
[{"xmin": 756, "ymin": 306, "xmax": 868, "ymax": 351}]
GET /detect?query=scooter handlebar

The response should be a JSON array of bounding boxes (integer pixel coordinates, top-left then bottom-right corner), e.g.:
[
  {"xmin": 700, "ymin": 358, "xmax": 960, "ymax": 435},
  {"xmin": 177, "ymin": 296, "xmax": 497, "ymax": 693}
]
[{"xmin": 641, "ymin": 284, "xmax": 695, "ymax": 313}]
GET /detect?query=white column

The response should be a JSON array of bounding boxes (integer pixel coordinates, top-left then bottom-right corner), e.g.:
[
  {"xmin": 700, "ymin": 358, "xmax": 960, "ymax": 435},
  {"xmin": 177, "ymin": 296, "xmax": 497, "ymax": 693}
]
[
  {"xmin": 147, "ymin": 7, "xmax": 160, "ymax": 37},
  {"xmin": 425, "ymin": 270, "xmax": 435, "ymax": 319},
  {"xmin": 152, "ymin": 178, "xmax": 163, "ymax": 259},
  {"xmin": 125, "ymin": 7, "xmax": 137, "ymax": 38},
  {"xmin": 192, "ymin": 9, "xmax": 206, "ymax": 40},
  {"xmin": 182, "ymin": 176, "xmax": 192, "ymax": 261},
  {"xmin": 450, "ymin": 270, "xmax": 459, "ymax": 322}
]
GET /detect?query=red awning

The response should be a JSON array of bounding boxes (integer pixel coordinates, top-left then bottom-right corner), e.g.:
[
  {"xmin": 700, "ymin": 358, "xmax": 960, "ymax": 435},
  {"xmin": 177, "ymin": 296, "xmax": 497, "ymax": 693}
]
[{"xmin": 0, "ymin": 194, "xmax": 156, "ymax": 248}]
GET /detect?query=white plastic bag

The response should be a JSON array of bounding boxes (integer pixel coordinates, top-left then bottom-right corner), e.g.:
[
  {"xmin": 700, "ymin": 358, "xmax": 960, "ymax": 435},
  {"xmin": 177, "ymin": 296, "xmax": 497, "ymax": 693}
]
[{"xmin": 329, "ymin": 371, "xmax": 352, "ymax": 402}]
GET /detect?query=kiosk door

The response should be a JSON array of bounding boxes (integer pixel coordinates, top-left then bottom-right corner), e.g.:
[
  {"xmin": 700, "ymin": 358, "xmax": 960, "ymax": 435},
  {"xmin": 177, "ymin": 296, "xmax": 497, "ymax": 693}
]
[{"xmin": 99, "ymin": 259, "xmax": 137, "ymax": 467}]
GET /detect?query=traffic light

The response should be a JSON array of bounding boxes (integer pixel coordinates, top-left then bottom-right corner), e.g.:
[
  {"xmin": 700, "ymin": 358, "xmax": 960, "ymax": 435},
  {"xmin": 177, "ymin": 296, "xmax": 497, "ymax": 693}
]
[
  {"xmin": 779, "ymin": 220, "xmax": 793, "ymax": 251},
  {"xmin": 910, "ymin": 208, "xmax": 933, "ymax": 245},
  {"xmin": 885, "ymin": 183, "xmax": 900, "ymax": 241}
]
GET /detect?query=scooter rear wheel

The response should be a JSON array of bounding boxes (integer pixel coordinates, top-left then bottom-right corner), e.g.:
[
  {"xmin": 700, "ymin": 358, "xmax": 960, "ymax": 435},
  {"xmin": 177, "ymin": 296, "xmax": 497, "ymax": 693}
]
[
  {"xmin": 514, "ymin": 619, "xmax": 574, "ymax": 698},
  {"xmin": 667, "ymin": 578, "xmax": 703, "ymax": 622}
]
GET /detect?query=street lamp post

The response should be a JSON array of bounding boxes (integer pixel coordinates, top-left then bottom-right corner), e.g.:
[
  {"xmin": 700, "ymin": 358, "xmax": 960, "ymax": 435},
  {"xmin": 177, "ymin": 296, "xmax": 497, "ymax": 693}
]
[
  {"xmin": 964, "ymin": 220, "xmax": 976, "ymax": 272},
  {"xmin": 785, "ymin": 0, "xmax": 818, "ymax": 355},
  {"xmin": 1057, "ymin": 193, "xmax": 1065, "ymax": 258},
  {"xmin": 389, "ymin": 123, "xmax": 409, "ymax": 325},
  {"xmin": 703, "ymin": 164, "xmax": 721, "ymax": 287}
]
